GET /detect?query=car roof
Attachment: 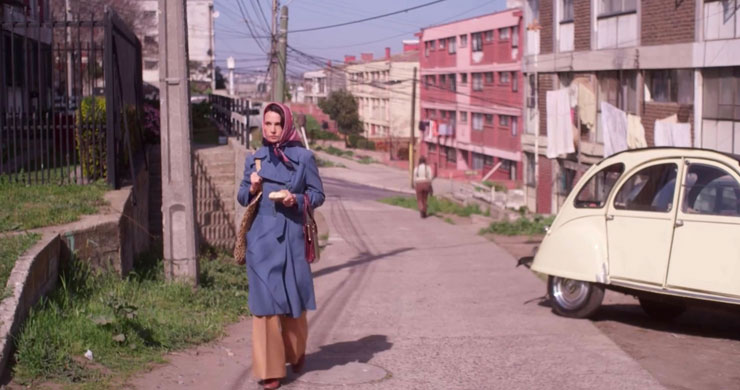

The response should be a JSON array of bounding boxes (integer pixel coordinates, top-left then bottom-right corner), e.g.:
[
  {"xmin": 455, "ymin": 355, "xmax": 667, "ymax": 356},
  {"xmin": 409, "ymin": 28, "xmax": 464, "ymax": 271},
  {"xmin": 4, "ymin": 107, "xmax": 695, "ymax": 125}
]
[{"xmin": 596, "ymin": 147, "xmax": 740, "ymax": 168}]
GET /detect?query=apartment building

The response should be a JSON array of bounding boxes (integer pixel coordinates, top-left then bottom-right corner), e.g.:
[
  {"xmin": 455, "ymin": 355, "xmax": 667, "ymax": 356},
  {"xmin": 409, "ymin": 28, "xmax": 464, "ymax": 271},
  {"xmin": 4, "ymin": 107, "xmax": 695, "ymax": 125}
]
[
  {"xmin": 418, "ymin": 8, "xmax": 524, "ymax": 183},
  {"xmin": 140, "ymin": 0, "xmax": 214, "ymax": 88},
  {"xmin": 302, "ymin": 63, "xmax": 346, "ymax": 104},
  {"xmin": 523, "ymin": 0, "xmax": 740, "ymax": 214},
  {"xmin": 345, "ymin": 48, "xmax": 421, "ymax": 150}
]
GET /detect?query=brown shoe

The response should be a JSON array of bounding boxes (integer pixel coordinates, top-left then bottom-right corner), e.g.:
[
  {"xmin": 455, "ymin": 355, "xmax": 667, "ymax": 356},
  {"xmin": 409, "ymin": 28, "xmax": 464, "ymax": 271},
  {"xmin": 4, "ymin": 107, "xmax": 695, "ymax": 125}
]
[
  {"xmin": 291, "ymin": 354, "xmax": 305, "ymax": 373},
  {"xmin": 262, "ymin": 378, "xmax": 281, "ymax": 389}
]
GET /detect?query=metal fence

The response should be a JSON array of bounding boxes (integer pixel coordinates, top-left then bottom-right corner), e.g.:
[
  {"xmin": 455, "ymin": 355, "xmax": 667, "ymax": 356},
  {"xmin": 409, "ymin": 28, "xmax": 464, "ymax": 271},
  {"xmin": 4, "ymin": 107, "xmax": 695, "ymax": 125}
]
[
  {"xmin": 0, "ymin": 9, "xmax": 144, "ymax": 187},
  {"xmin": 209, "ymin": 93, "xmax": 262, "ymax": 148}
]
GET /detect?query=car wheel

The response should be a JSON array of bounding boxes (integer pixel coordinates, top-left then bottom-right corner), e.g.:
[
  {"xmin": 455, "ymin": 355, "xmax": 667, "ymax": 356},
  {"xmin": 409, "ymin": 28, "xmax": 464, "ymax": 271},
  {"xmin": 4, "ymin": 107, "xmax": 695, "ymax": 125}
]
[
  {"xmin": 548, "ymin": 276, "xmax": 605, "ymax": 318},
  {"xmin": 638, "ymin": 297, "xmax": 686, "ymax": 321}
]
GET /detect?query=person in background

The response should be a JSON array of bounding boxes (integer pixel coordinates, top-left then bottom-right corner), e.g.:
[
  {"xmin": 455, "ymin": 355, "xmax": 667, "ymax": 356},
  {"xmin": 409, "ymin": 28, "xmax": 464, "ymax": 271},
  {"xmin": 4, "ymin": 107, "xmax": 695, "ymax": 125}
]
[
  {"xmin": 237, "ymin": 102, "xmax": 325, "ymax": 390},
  {"xmin": 414, "ymin": 156, "xmax": 434, "ymax": 218}
]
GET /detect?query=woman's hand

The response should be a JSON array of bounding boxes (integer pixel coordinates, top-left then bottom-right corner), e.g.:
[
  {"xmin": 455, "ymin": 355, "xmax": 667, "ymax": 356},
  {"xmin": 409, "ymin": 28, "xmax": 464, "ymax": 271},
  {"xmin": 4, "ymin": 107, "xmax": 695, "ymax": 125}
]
[
  {"xmin": 249, "ymin": 172, "xmax": 262, "ymax": 194},
  {"xmin": 282, "ymin": 193, "xmax": 297, "ymax": 208}
]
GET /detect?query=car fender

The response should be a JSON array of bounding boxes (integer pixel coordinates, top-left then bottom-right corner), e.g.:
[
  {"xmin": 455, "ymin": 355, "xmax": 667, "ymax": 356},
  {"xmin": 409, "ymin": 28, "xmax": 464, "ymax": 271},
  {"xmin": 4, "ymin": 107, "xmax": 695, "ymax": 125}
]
[{"xmin": 531, "ymin": 215, "xmax": 609, "ymax": 283}]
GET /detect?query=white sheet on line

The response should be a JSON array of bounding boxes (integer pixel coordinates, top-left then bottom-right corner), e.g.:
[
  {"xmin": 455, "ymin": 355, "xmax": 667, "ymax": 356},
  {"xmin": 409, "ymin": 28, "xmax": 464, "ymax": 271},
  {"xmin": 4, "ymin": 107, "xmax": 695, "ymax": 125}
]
[{"xmin": 546, "ymin": 88, "xmax": 575, "ymax": 158}]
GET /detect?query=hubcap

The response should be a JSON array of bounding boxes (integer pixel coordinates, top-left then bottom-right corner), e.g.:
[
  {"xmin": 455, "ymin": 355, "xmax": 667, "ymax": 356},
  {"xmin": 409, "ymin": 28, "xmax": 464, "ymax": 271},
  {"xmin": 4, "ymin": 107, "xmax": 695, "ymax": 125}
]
[{"xmin": 552, "ymin": 277, "xmax": 590, "ymax": 310}]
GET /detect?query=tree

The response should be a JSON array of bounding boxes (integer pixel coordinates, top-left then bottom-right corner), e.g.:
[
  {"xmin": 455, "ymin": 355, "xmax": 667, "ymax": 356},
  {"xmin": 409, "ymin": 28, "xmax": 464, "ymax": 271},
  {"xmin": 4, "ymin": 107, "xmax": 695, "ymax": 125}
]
[
  {"xmin": 215, "ymin": 67, "xmax": 226, "ymax": 90},
  {"xmin": 318, "ymin": 90, "xmax": 363, "ymax": 146}
]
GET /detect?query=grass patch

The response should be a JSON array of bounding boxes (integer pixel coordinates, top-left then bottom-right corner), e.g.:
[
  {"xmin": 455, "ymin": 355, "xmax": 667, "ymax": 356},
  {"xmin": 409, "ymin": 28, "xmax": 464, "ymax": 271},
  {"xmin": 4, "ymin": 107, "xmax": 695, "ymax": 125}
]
[
  {"xmin": 316, "ymin": 158, "xmax": 346, "ymax": 168},
  {"xmin": 379, "ymin": 195, "xmax": 485, "ymax": 218},
  {"xmin": 324, "ymin": 146, "xmax": 354, "ymax": 158},
  {"xmin": 478, "ymin": 215, "xmax": 555, "ymax": 236},
  {"xmin": 356, "ymin": 156, "xmax": 376, "ymax": 165},
  {"xmin": 0, "ymin": 182, "xmax": 108, "ymax": 232},
  {"xmin": 443, "ymin": 217, "xmax": 454, "ymax": 225},
  {"xmin": 481, "ymin": 180, "xmax": 508, "ymax": 193},
  {"xmin": 12, "ymin": 250, "xmax": 249, "ymax": 388},
  {"xmin": 0, "ymin": 233, "xmax": 40, "ymax": 299}
]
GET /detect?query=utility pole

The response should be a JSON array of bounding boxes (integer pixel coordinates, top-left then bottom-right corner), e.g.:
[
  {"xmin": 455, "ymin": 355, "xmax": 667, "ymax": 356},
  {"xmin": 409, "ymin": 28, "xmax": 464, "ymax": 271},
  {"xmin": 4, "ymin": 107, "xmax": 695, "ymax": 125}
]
[
  {"xmin": 273, "ymin": 6, "xmax": 288, "ymax": 102},
  {"xmin": 65, "ymin": 0, "xmax": 73, "ymax": 98},
  {"xmin": 409, "ymin": 67, "xmax": 417, "ymax": 188},
  {"xmin": 270, "ymin": 0, "xmax": 279, "ymax": 100},
  {"xmin": 158, "ymin": 0, "xmax": 199, "ymax": 285},
  {"xmin": 210, "ymin": 5, "xmax": 218, "ymax": 91}
]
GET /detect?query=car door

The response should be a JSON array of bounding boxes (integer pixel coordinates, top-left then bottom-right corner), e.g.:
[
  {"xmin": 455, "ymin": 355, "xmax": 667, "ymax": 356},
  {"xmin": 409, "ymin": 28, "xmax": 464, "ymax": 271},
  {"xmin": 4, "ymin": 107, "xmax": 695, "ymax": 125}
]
[
  {"xmin": 666, "ymin": 159, "xmax": 740, "ymax": 298},
  {"xmin": 606, "ymin": 160, "xmax": 682, "ymax": 287}
]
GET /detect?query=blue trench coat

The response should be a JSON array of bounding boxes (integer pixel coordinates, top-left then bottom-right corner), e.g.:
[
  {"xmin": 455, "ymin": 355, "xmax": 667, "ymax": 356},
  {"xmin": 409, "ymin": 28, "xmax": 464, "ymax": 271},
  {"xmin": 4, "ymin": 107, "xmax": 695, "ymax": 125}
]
[{"xmin": 237, "ymin": 145, "xmax": 325, "ymax": 318}]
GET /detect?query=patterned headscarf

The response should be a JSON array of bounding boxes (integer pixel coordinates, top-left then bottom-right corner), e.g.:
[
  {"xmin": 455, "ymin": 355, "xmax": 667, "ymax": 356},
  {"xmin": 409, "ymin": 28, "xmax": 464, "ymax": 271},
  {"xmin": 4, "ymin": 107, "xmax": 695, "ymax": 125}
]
[{"xmin": 262, "ymin": 102, "xmax": 302, "ymax": 168}]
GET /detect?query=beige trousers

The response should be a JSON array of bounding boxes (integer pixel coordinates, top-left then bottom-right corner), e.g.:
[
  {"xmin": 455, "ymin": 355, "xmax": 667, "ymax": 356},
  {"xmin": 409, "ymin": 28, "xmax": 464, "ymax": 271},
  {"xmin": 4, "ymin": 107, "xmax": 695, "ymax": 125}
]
[{"xmin": 251, "ymin": 311, "xmax": 308, "ymax": 380}]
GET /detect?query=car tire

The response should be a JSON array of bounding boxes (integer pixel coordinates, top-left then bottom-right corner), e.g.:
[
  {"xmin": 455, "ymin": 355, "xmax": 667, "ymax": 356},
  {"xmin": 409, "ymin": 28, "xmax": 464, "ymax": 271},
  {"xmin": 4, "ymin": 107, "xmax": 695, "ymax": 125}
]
[
  {"xmin": 548, "ymin": 276, "xmax": 605, "ymax": 318},
  {"xmin": 638, "ymin": 297, "xmax": 686, "ymax": 321}
]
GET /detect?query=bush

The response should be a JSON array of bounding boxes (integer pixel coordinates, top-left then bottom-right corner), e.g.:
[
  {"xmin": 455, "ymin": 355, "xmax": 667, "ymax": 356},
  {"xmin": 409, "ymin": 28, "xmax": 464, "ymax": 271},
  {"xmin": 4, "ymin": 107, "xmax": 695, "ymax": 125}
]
[
  {"xmin": 482, "ymin": 180, "xmax": 508, "ymax": 193},
  {"xmin": 76, "ymin": 97, "xmax": 108, "ymax": 180},
  {"xmin": 479, "ymin": 215, "xmax": 555, "ymax": 236},
  {"xmin": 379, "ymin": 195, "xmax": 485, "ymax": 218}
]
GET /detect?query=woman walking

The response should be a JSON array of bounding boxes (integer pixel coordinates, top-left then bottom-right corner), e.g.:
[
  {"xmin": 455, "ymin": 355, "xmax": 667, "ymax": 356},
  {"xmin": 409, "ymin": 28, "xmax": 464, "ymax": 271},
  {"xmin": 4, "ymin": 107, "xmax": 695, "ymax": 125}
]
[
  {"xmin": 413, "ymin": 156, "xmax": 433, "ymax": 218},
  {"xmin": 237, "ymin": 102, "xmax": 325, "ymax": 389}
]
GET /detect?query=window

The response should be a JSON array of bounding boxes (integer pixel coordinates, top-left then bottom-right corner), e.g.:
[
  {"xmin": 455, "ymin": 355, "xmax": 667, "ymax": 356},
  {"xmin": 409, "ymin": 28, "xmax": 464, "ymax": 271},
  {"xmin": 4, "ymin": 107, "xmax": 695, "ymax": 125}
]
[
  {"xmin": 574, "ymin": 163, "xmax": 624, "ymax": 208},
  {"xmin": 599, "ymin": 0, "xmax": 637, "ymax": 16},
  {"xmin": 526, "ymin": 153, "xmax": 536, "ymax": 187},
  {"xmin": 527, "ymin": 74, "xmax": 536, "ymax": 112},
  {"xmin": 512, "ymin": 26, "xmax": 519, "ymax": 48},
  {"xmin": 430, "ymin": 40, "xmax": 436, "ymax": 50},
  {"xmin": 485, "ymin": 30, "xmax": 494, "ymax": 42},
  {"xmin": 449, "ymin": 73, "xmax": 456, "ymax": 91},
  {"xmin": 424, "ymin": 41, "xmax": 430, "ymax": 56},
  {"xmin": 472, "ymin": 153, "xmax": 494, "ymax": 170},
  {"xmin": 485, "ymin": 72, "xmax": 494, "ymax": 84},
  {"xmin": 472, "ymin": 113, "xmax": 484, "ymax": 131},
  {"xmin": 440, "ymin": 74, "xmax": 447, "ymax": 86},
  {"xmin": 485, "ymin": 114, "xmax": 494, "ymax": 125},
  {"xmin": 500, "ymin": 115, "xmax": 510, "ymax": 126},
  {"xmin": 703, "ymin": 68, "xmax": 740, "ymax": 121},
  {"xmin": 561, "ymin": 0, "xmax": 574, "ymax": 22},
  {"xmin": 460, "ymin": 111, "xmax": 468, "ymax": 123},
  {"xmin": 512, "ymin": 72, "xmax": 518, "ymax": 92},
  {"xmin": 472, "ymin": 73, "xmax": 483, "ymax": 91},
  {"xmin": 614, "ymin": 163, "xmax": 678, "ymax": 212},
  {"xmin": 499, "ymin": 71, "xmax": 510, "ymax": 84},
  {"xmin": 460, "ymin": 34, "xmax": 468, "ymax": 48},
  {"xmin": 460, "ymin": 73, "xmax": 468, "ymax": 84},
  {"xmin": 448, "ymin": 37, "xmax": 456, "ymax": 54},
  {"xmin": 446, "ymin": 147, "xmax": 457, "ymax": 163},
  {"xmin": 598, "ymin": 70, "xmax": 637, "ymax": 114},
  {"xmin": 704, "ymin": 0, "xmax": 740, "ymax": 40},
  {"xmin": 499, "ymin": 27, "xmax": 510, "ymax": 40},
  {"xmin": 682, "ymin": 164, "xmax": 740, "ymax": 217},
  {"xmin": 428, "ymin": 142, "xmax": 437, "ymax": 152},
  {"xmin": 558, "ymin": 164, "xmax": 578, "ymax": 196},
  {"xmin": 511, "ymin": 117, "xmax": 518, "ymax": 136},
  {"xmin": 646, "ymin": 70, "xmax": 694, "ymax": 104},
  {"xmin": 439, "ymin": 39, "xmax": 445, "ymax": 49},
  {"xmin": 472, "ymin": 32, "xmax": 483, "ymax": 52}
]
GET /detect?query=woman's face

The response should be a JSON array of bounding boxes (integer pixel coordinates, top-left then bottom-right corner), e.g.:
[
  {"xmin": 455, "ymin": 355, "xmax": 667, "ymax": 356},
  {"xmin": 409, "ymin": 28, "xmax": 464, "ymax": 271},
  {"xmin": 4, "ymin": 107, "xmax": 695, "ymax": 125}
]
[{"xmin": 264, "ymin": 111, "xmax": 284, "ymax": 143}]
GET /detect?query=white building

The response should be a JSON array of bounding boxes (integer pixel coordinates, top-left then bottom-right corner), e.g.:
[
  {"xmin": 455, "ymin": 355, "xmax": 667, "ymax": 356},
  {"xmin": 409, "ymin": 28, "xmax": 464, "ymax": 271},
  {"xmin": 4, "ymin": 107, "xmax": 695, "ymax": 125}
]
[{"xmin": 140, "ymin": 0, "xmax": 215, "ymax": 88}]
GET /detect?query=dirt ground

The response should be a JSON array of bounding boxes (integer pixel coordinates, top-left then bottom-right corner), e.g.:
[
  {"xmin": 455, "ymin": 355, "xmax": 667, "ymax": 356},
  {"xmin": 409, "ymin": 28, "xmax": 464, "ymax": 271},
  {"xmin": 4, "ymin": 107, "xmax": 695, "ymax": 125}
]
[{"xmin": 489, "ymin": 234, "xmax": 740, "ymax": 390}]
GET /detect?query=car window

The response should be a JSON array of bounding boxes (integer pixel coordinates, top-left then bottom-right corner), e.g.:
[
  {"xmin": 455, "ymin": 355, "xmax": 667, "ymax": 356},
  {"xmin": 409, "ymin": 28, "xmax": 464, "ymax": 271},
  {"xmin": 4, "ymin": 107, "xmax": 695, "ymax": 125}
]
[
  {"xmin": 614, "ymin": 163, "xmax": 678, "ymax": 212},
  {"xmin": 682, "ymin": 164, "xmax": 740, "ymax": 217},
  {"xmin": 575, "ymin": 163, "xmax": 624, "ymax": 208}
]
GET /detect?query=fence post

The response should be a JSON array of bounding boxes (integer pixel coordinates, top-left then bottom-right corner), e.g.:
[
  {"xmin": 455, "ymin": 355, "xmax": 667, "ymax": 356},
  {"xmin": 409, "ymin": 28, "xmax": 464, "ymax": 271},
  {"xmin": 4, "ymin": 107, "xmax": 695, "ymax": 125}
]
[{"xmin": 104, "ymin": 11, "xmax": 117, "ymax": 188}]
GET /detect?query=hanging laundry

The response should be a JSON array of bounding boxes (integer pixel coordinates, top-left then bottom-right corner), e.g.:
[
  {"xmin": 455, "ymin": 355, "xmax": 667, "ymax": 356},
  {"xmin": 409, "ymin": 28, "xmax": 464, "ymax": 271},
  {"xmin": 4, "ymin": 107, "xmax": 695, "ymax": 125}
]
[
  {"xmin": 577, "ymin": 83, "xmax": 597, "ymax": 131},
  {"xmin": 601, "ymin": 102, "xmax": 628, "ymax": 157},
  {"xmin": 429, "ymin": 120, "xmax": 438, "ymax": 137},
  {"xmin": 655, "ymin": 116, "xmax": 692, "ymax": 147},
  {"xmin": 438, "ymin": 123, "xmax": 451, "ymax": 136},
  {"xmin": 546, "ymin": 88, "xmax": 575, "ymax": 159},
  {"xmin": 627, "ymin": 114, "xmax": 648, "ymax": 149}
]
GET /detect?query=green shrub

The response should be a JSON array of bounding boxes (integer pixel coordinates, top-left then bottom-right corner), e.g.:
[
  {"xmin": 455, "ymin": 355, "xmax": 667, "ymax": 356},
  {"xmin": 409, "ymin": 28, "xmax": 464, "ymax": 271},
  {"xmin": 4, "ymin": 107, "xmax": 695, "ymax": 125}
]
[
  {"xmin": 76, "ymin": 97, "xmax": 107, "ymax": 180},
  {"xmin": 478, "ymin": 215, "xmax": 555, "ymax": 236},
  {"xmin": 379, "ymin": 195, "xmax": 485, "ymax": 218}
]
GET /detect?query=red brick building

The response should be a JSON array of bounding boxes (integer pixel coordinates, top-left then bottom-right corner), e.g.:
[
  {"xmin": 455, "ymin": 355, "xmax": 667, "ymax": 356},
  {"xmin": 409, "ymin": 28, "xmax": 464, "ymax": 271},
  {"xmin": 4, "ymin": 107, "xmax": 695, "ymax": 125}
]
[
  {"xmin": 418, "ymin": 8, "xmax": 524, "ymax": 185},
  {"xmin": 522, "ymin": 0, "xmax": 739, "ymax": 214}
]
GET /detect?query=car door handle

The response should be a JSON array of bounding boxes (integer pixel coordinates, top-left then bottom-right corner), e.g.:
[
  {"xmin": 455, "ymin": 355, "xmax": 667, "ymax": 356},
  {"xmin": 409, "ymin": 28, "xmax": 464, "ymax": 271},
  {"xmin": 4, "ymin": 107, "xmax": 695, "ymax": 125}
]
[
  {"xmin": 675, "ymin": 219, "xmax": 684, "ymax": 227},
  {"xmin": 606, "ymin": 214, "xmax": 614, "ymax": 221}
]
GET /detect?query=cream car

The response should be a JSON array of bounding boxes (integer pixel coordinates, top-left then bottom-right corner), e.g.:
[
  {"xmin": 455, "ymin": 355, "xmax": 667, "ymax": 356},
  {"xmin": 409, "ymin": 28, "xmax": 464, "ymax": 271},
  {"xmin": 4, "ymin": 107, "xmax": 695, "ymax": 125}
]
[{"xmin": 532, "ymin": 148, "xmax": 740, "ymax": 320}]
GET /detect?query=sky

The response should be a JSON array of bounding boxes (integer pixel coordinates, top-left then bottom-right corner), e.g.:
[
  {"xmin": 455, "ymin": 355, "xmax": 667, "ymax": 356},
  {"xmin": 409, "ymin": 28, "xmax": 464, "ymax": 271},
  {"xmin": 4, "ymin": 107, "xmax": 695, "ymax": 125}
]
[{"xmin": 213, "ymin": 0, "xmax": 507, "ymax": 79}]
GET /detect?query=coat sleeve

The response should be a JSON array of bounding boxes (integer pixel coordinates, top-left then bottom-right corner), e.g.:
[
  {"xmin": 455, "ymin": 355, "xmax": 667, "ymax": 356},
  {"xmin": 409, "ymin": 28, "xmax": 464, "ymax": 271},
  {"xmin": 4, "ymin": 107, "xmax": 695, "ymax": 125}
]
[
  {"xmin": 295, "ymin": 153, "xmax": 325, "ymax": 211},
  {"xmin": 237, "ymin": 153, "xmax": 256, "ymax": 207}
]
